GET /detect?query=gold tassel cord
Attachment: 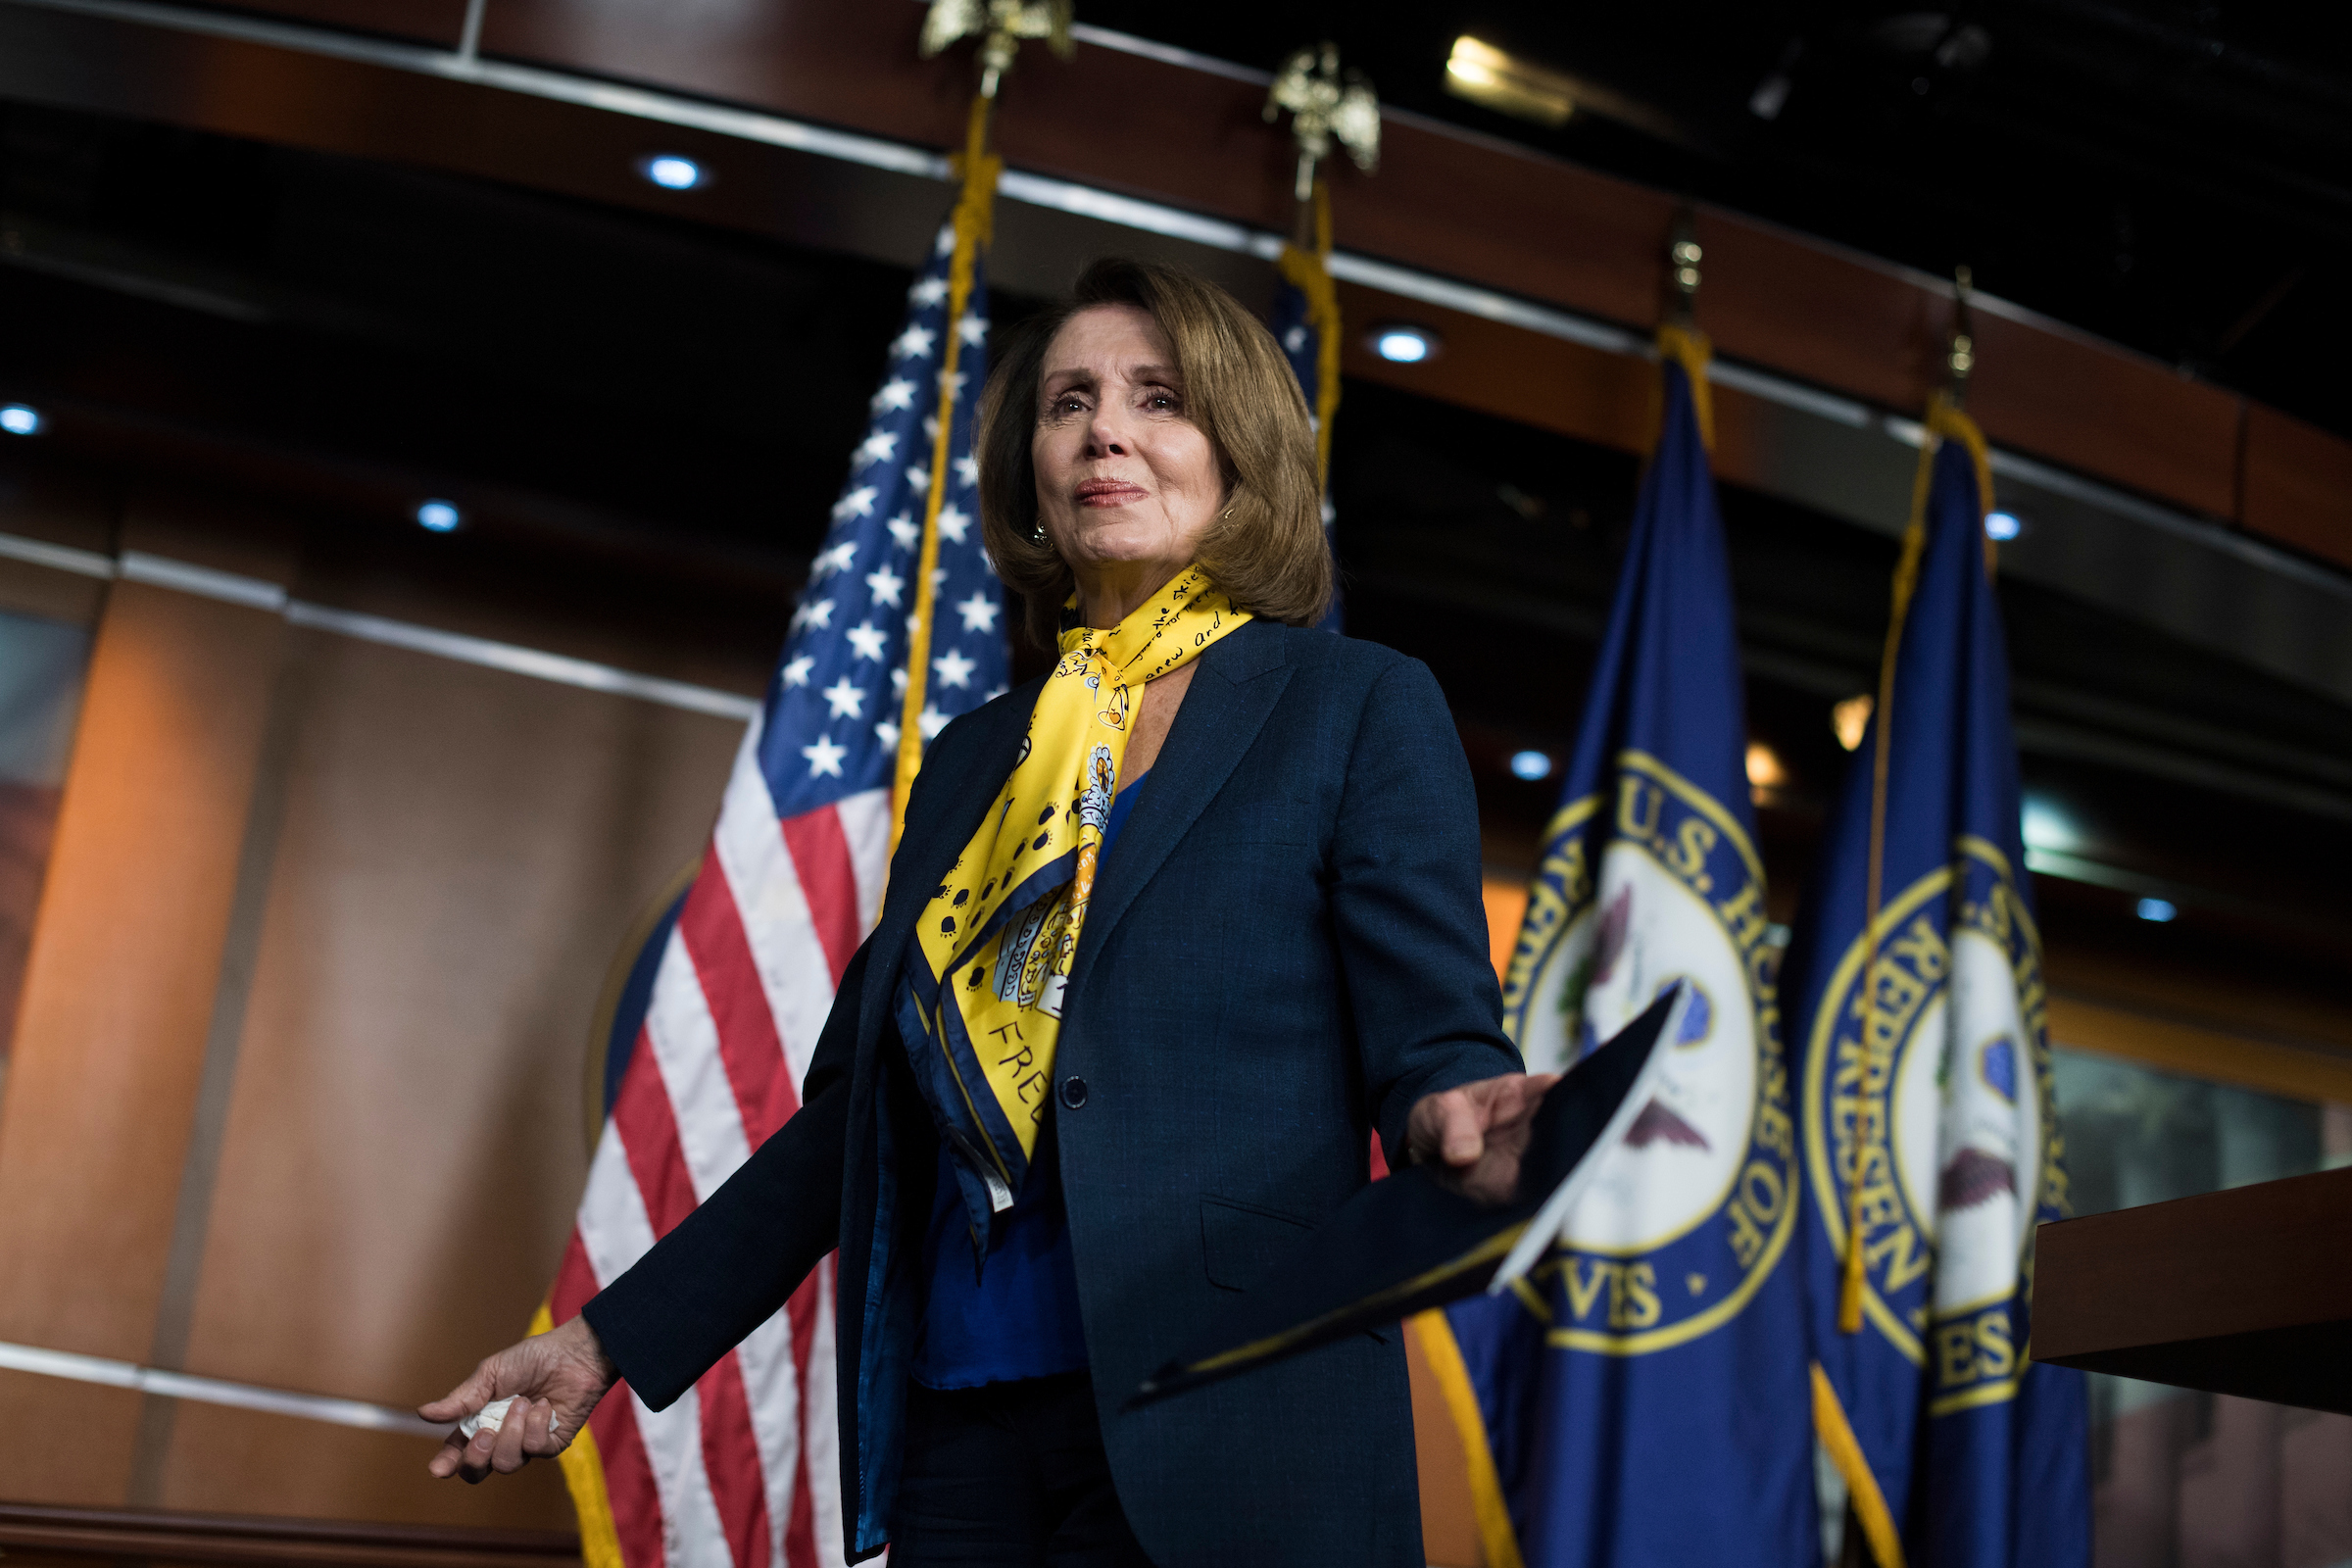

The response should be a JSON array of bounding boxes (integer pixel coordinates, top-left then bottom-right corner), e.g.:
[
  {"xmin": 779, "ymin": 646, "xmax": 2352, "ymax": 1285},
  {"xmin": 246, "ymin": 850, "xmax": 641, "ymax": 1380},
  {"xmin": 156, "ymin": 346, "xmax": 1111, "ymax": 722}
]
[
  {"xmin": 888, "ymin": 91, "xmax": 1002, "ymax": 858},
  {"xmin": 1653, "ymin": 321, "xmax": 1715, "ymax": 454},
  {"xmin": 1411, "ymin": 1311, "xmax": 1527, "ymax": 1568},
  {"xmin": 1814, "ymin": 1362, "xmax": 1906, "ymax": 1568},
  {"xmin": 531, "ymin": 1300, "xmax": 626, "ymax": 1568},
  {"xmin": 1836, "ymin": 391, "xmax": 1991, "ymax": 1335}
]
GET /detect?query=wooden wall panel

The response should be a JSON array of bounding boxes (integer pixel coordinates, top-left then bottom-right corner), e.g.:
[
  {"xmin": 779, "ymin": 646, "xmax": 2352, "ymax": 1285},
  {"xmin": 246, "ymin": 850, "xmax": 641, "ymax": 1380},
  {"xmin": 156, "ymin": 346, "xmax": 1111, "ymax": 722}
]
[
  {"xmin": 0, "ymin": 1374, "xmax": 146, "ymax": 1506},
  {"xmin": 163, "ymin": 628, "xmax": 736, "ymax": 1517},
  {"xmin": 157, "ymin": 1400, "xmax": 574, "ymax": 1529},
  {"xmin": 2241, "ymin": 404, "xmax": 2352, "ymax": 573},
  {"xmin": 0, "ymin": 580, "xmax": 284, "ymax": 1363}
]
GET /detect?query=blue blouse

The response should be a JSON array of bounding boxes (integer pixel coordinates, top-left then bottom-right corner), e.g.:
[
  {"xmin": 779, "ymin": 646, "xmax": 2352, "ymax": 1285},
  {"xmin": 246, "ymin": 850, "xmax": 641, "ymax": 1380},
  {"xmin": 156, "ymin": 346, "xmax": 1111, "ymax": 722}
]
[{"xmin": 909, "ymin": 769, "xmax": 1152, "ymax": 1389}]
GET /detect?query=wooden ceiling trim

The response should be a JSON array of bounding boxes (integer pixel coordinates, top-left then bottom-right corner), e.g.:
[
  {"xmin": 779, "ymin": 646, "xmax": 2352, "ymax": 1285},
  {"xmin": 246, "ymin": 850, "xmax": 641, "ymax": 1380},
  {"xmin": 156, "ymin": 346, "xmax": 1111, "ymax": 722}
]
[{"xmin": 53, "ymin": 0, "xmax": 2352, "ymax": 566}]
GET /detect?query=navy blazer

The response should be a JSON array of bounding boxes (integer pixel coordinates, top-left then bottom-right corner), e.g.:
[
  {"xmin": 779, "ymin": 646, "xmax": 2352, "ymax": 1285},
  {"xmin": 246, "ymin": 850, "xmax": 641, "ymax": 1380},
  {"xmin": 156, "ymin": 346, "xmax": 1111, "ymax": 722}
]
[{"xmin": 583, "ymin": 618, "xmax": 1519, "ymax": 1566}]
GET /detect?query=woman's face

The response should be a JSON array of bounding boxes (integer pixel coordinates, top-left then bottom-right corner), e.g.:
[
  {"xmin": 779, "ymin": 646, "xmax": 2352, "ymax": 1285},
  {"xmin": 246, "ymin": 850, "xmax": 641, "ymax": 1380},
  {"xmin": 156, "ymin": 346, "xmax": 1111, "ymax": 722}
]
[{"xmin": 1031, "ymin": 304, "xmax": 1223, "ymax": 596}]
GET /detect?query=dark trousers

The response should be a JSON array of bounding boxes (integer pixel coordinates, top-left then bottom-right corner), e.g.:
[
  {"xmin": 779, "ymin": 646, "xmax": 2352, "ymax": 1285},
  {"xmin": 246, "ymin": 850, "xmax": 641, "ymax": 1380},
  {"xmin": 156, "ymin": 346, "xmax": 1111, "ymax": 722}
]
[{"xmin": 889, "ymin": 1372, "xmax": 1154, "ymax": 1567}]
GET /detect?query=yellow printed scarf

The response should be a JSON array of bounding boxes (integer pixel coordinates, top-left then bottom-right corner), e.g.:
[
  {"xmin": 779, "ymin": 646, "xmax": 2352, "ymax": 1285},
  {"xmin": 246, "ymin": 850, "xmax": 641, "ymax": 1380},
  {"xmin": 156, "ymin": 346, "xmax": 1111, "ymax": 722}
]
[{"xmin": 901, "ymin": 566, "xmax": 1248, "ymax": 1212}]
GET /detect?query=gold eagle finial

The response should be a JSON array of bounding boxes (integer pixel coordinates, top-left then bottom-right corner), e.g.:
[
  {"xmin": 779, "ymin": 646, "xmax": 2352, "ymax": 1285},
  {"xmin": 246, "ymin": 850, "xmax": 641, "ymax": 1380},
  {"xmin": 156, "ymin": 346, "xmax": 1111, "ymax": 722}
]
[
  {"xmin": 1263, "ymin": 41, "xmax": 1381, "ymax": 202},
  {"xmin": 920, "ymin": 0, "xmax": 1075, "ymax": 99}
]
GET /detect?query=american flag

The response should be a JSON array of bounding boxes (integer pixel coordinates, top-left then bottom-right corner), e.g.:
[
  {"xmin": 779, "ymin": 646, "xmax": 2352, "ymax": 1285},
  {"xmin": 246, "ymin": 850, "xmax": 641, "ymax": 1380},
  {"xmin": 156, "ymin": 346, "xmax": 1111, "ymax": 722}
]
[{"xmin": 546, "ymin": 216, "xmax": 1008, "ymax": 1568}]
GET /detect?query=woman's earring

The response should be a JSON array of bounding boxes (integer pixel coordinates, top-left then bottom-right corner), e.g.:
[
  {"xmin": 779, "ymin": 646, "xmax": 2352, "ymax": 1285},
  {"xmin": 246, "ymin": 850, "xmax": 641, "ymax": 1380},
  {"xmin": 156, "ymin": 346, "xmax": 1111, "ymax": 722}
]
[{"xmin": 1030, "ymin": 518, "xmax": 1049, "ymax": 545}]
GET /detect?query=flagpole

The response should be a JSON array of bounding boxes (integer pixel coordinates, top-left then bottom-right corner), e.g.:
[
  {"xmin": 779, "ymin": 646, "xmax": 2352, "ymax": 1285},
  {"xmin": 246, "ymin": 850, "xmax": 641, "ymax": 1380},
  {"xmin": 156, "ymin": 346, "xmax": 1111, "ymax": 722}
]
[
  {"xmin": 1274, "ymin": 178, "xmax": 1343, "ymax": 488},
  {"xmin": 887, "ymin": 89, "xmax": 1000, "ymax": 858},
  {"xmin": 889, "ymin": 2, "xmax": 1070, "ymax": 856},
  {"xmin": 1837, "ymin": 267, "xmax": 1990, "ymax": 1336}
]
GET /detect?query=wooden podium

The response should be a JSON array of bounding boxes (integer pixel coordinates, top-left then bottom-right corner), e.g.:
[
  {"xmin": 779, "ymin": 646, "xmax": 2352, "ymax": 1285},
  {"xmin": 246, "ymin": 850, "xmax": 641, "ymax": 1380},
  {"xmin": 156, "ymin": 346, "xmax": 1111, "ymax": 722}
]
[{"xmin": 2034, "ymin": 1165, "xmax": 2352, "ymax": 1412}]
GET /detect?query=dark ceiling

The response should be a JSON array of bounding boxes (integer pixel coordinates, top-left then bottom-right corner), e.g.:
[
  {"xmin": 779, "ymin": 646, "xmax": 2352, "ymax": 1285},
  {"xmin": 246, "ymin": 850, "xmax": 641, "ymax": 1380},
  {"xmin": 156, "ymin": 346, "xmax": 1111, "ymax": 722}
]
[{"xmin": 1082, "ymin": 0, "xmax": 2352, "ymax": 441}]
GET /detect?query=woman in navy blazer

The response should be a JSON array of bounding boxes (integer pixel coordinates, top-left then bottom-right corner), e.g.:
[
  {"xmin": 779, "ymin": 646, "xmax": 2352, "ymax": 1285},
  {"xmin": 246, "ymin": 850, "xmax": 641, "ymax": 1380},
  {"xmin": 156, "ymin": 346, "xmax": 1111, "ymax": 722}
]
[{"xmin": 423, "ymin": 260, "xmax": 1547, "ymax": 1567}]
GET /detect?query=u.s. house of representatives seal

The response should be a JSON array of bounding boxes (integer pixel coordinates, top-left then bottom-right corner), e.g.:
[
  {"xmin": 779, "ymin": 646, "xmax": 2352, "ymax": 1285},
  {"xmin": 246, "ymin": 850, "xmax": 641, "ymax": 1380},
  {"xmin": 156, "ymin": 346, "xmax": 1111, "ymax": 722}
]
[
  {"xmin": 1501, "ymin": 752, "xmax": 1798, "ymax": 1353},
  {"xmin": 1801, "ymin": 835, "xmax": 2066, "ymax": 1413}
]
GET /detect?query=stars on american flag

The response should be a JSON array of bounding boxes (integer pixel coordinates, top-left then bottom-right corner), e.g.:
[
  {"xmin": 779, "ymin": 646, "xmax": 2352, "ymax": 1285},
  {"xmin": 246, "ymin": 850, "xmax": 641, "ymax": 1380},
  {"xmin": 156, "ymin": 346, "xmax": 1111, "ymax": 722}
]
[
  {"xmin": 933, "ymin": 648, "xmax": 977, "ymax": 689},
  {"xmin": 821, "ymin": 677, "xmax": 865, "ymax": 719},
  {"xmin": 802, "ymin": 734, "xmax": 848, "ymax": 778},
  {"xmin": 956, "ymin": 592, "xmax": 1000, "ymax": 634},
  {"xmin": 760, "ymin": 218, "xmax": 1009, "ymax": 816}
]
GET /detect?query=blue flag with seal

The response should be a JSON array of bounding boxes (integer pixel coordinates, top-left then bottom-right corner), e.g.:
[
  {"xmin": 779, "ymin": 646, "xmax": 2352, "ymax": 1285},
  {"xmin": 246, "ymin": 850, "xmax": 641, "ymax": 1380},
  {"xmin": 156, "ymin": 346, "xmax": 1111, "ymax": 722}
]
[
  {"xmin": 1785, "ymin": 396, "xmax": 2089, "ymax": 1568},
  {"xmin": 1269, "ymin": 181, "xmax": 1343, "ymax": 632},
  {"xmin": 1418, "ymin": 326, "xmax": 1815, "ymax": 1568}
]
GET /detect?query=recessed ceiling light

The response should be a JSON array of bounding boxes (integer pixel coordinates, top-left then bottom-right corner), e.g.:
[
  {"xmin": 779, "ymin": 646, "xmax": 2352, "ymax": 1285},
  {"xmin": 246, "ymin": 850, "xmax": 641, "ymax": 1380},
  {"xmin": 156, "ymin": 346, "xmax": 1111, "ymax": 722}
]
[
  {"xmin": 1984, "ymin": 511, "xmax": 2023, "ymax": 541},
  {"xmin": 1508, "ymin": 750, "xmax": 1553, "ymax": 780},
  {"xmin": 1371, "ymin": 325, "xmax": 1438, "ymax": 364},
  {"xmin": 0, "ymin": 404, "xmax": 44, "ymax": 436},
  {"xmin": 639, "ymin": 155, "xmax": 707, "ymax": 191},
  {"xmin": 1831, "ymin": 694, "xmax": 1873, "ymax": 751},
  {"xmin": 1744, "ymin": 742, "xmax": 1788, "ymax": 789},
  {"xmin": 416, "ymin": 500, "xmax": 462, "ymax": 533},
  {"xmin": 2135, "ymin": 897, "xmax": 2178, "ymax": 923}
]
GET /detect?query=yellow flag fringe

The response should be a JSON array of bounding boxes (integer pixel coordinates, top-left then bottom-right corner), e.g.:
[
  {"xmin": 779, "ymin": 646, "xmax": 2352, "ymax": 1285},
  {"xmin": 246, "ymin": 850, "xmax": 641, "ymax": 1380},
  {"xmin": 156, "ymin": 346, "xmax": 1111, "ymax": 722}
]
[{"xmin": 1836, "ymin": 392, "xmax": 1992, "ymax": 1335}]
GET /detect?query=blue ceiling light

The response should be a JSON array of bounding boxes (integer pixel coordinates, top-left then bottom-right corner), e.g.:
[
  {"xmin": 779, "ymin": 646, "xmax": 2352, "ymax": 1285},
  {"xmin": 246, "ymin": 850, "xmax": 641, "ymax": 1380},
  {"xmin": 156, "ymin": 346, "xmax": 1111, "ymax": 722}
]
[
  {"xmin": 1984, "ymin": 511, "xmax": 2023, "ymax": 541},
  {"xmin": 416, "ymin": 500, "xmax": 463, "ymax": 533},
  {"xmin": 2135, "ymin": 897, "xmax": 2179, "ymax": 923},
  {"xmin": 1371, "ymin": 324, "xmax": 1438, "ymax": 364},
  {"xmin": 639, "ymin": 155, "xmax": 707, "ymax": 191},
  {"xmin": 0, "ymin": 404, "xmax": 44, "ymax": 436},
  {"xmin": 1508, "ymin": 749, "xmax": 1554, "ymax": 781}
]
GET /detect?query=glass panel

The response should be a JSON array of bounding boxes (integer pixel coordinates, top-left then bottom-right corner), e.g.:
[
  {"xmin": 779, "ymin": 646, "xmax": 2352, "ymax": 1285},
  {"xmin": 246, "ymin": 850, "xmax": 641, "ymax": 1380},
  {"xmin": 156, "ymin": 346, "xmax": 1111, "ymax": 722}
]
[
  {"xmin": 2052, "ymin": 1047, "xmax": 2352, "ymax": 1568},
  {"xmin": 0, "ymin": 607, "xmax": 93, "ymax": 1090}
]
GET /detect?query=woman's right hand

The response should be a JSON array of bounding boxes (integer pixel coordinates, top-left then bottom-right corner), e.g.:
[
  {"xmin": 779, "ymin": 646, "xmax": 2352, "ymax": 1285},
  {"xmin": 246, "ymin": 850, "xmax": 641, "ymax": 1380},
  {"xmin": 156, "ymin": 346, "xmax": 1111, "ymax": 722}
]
[{"xmin": 419, "ymin": 1314, "xmax": 618, "ymax": 1483}]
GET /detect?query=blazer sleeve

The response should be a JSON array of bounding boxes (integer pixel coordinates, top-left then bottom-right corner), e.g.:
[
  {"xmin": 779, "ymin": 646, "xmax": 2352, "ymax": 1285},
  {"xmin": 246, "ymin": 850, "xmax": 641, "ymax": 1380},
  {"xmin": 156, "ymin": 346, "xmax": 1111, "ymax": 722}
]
[
  {"xmin": 580, "ymin": 935, "xmax": 866, "ymax": 1411},
  {"xmin": 1328, "ymin": 655, "xmax": 1524, "ymax": 1165}
]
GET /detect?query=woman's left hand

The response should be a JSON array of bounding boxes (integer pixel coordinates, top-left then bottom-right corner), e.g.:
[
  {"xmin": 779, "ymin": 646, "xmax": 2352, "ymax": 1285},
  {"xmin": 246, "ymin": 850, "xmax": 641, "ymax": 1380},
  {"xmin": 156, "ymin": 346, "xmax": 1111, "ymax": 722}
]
[{"xmin": 1405, "ymin": 1073, "xmax": 1562, "ymax": 1205}]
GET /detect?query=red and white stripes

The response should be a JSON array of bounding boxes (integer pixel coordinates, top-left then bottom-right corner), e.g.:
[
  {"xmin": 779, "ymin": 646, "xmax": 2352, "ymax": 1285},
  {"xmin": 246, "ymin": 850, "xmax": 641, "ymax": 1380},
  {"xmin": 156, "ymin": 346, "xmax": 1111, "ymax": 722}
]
[{"xmin": 554, "ymin": 717, "xmax": 887, "ymax": 1568}]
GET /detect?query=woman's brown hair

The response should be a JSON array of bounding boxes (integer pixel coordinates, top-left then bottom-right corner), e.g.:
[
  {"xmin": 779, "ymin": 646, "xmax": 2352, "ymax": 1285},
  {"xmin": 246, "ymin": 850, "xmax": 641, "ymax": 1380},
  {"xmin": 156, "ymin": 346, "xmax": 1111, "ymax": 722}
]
[{"xmin": 976, "ymin": 257, "xmax": 1333, "ymax": 649}]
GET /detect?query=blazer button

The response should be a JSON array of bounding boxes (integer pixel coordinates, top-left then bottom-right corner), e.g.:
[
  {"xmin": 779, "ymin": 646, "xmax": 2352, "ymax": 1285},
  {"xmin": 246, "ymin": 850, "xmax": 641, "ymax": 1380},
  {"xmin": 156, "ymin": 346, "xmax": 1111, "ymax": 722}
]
[{"xmin": 1059, "ymin": 1075, "xmax": 1088, "ymax": 1109}]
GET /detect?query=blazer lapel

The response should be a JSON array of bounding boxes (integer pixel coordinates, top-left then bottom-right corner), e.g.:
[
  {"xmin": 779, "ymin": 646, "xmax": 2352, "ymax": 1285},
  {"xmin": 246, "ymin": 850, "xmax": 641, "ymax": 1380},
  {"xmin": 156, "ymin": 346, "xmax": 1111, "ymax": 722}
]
[
  {"xmin": 858, "ymin": 687, "xmax": 1038, "ymax": 1033},
  {"xmin": 1074, "ymin": 619, "xmax": 1294, "ymax": 975}
]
